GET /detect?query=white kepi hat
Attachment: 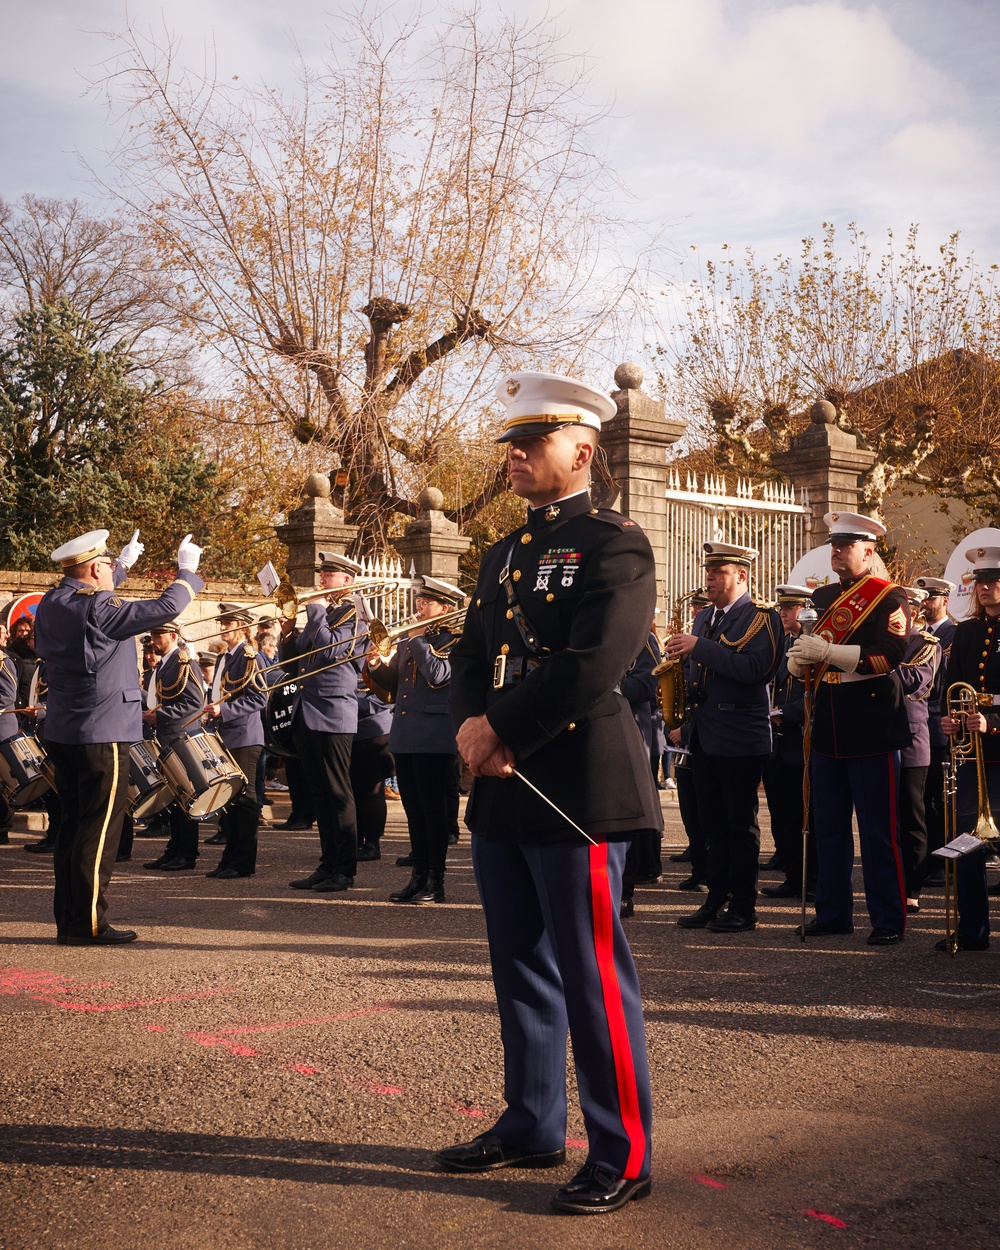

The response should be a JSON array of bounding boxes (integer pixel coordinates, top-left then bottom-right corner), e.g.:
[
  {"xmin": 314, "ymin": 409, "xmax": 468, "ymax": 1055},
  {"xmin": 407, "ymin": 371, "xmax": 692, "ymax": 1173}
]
[
  {"xmin": 50, "ymin": 529, "xmax": 112, "ymax": 569},
  {"xmin": 964, "ymin": 546, "xmax": 1000, "ymax": 581},
  {"xmin": 822, "ymin": 512, "xmax": 886, "ymax": 543},
  {"xmin": 495, "ymin": 371, "xmax": 616, "ymax": 443}
]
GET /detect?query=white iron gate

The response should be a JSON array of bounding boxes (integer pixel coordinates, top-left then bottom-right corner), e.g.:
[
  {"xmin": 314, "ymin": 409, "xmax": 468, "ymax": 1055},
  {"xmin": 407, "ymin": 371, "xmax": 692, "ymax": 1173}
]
[{"xmin": 664, "ymin": 470, "xmax": 812, "ymax": 607}]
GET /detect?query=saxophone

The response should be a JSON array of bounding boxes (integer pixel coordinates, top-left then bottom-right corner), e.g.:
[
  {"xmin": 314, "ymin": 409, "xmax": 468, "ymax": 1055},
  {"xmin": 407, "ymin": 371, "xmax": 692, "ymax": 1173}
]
[{"xmin": 653, "ymin": 588, "xmax": 704, "ymax": 729}]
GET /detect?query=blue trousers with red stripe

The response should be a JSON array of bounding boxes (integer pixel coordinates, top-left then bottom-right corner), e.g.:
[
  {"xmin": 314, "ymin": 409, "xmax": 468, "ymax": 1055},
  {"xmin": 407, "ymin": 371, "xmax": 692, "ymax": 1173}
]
[
  {"xmin": 811, "ymin": 751, "xmax": 906, "ymax": 934},
  {"xmin": 472, "ymin": 835, "xmax": 652, "ymax": 1180}
]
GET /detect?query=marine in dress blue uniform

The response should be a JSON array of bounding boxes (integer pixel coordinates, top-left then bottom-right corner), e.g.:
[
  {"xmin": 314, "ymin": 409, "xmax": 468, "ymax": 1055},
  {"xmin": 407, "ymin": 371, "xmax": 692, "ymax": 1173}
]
[
  {"xmin": 281, "ymin": 554, "xmax": 364, "ymax": 892},
  {"xmin": 140, "ymin": 623, "xmax": 207, "ymax": 871},
  {"xmin": 760, "ymin": 585, "xmax": 816, "ymax": 899},
  {"xmin": 787, "ymin": 512, "xmax": 911, "ymax": 945},
  {"xmin": 935, "ymin": 546, "xmax": 1000, "ymax": 952},
  {"xmin": 896, "ymin": 589, "xmax": 941, "ymax": 908},
  {"xmin": 33, "ymin": 529, "xmax": 204, "ymax": 944},
  {"xmin": 667, "ymin": 544, "xmax": 781, "ymax": 932},
  {"xmin": 438, "ymin": 371, "xmax": 657, "ymax": 1216},
  {"xmin": 365, "ymin": 575, "xmax": 464, "ymax": 901},
  {"xmin": 204, "ymin": 605, "xmax": 267, "ymax": 878},
  {"xmin": 916, "ymin": 576, "xmax": 958, "ymax": 873}
]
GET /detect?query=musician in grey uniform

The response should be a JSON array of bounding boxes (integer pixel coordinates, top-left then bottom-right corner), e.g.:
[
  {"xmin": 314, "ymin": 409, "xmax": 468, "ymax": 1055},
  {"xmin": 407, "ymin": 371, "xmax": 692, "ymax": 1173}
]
[
  {"xmin": 141, "ymin": 622, "xmax": 207, "ymax": 872},
  {"xmin": 666, "ymin": 544, "xmax": 782, "ymax": 933},
  {"xmin": 204, "ymin": 606, "xmax": 267, "ymax": 879},
  {"xmin": 33, "ymin": 529, "xmax": 204, "ymax": 945},
  {"xmin": 365, "ymin": 576, "xmax": 464, "ymax": 902}
]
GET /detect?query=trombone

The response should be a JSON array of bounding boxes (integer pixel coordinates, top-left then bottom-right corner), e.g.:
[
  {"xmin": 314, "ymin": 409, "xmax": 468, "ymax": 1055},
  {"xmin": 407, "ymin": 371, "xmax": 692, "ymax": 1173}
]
[
  {"xmin": 941, "ymin": 682, "xmax": 999, "ymax": 955},
  {"xmin": 368, "ymin": 606, "xmax": 467, "ymax": 658}
]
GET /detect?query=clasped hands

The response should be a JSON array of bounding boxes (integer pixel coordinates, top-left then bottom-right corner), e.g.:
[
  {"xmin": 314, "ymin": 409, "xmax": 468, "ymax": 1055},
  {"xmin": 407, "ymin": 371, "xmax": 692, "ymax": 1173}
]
[{"xmin": 456, "ymin": 715, "xmax": 516, "ymax": 779}]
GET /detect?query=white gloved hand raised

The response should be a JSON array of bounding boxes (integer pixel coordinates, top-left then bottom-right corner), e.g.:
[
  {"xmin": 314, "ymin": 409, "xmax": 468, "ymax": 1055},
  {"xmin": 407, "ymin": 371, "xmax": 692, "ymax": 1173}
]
[
  {"xmin": 177, "ymin": 533, "xmax": 203, "ymax": 572},
  {"xmin": 117, "ymin": 529, "xmax": 144, "ymax": 570}
]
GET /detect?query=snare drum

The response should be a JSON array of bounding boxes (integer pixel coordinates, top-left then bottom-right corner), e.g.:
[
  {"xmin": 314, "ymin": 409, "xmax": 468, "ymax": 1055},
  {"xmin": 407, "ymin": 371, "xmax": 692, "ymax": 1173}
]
[
  {"xmin": 0, "ymin": 732, "xmax": 55, "ymax": 807},
  {"xmin": 159, "ymin": 731, "xmax": 245, "ymax": 819},
  {"xmin": 127, "ymin": 740, "xmax": 173, "ymax": 819}
]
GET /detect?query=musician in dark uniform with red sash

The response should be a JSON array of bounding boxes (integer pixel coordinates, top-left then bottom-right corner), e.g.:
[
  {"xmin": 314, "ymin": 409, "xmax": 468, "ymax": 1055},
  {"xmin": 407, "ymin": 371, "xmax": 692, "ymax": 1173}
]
[
  {"xmin": 936, "ymin": 545, "xmax": 1000, "ymax": 952},
  {"xmin": 787, "ymin": 512, "xmax": 911, "ymax": 945},
  {"xmin": 440, "ymin": 371, "xmax": 657, "ymax": 1216}
]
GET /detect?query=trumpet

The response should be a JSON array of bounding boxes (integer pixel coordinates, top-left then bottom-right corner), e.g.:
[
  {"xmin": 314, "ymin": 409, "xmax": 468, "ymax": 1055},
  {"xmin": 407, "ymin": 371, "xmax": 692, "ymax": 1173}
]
[
  {"xmin": 368, "ymin": 606, "xmax": 467, "ymax": 658},
  {"xmin": 942, "ymin": 682, "xmax": 999, "ymax": 956}
]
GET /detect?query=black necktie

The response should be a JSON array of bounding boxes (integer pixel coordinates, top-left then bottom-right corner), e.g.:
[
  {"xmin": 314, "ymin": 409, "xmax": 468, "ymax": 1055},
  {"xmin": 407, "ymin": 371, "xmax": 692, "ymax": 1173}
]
[{"xmin": 708, "ymin": 609, "xmax": 723, "ymax": 638}]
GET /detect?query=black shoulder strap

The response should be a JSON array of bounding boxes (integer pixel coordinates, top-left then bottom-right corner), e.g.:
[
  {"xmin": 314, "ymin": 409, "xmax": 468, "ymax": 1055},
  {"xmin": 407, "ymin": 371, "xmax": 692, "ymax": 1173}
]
[{"xmin": 499, "ymin": 541, "xmax": 550, "ymax": 657}]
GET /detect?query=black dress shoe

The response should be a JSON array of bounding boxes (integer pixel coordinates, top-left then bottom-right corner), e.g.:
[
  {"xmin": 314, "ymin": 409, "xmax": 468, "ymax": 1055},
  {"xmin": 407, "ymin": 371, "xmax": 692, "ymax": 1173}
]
[
  {"xmin": 203, "ymin": 831, "xmax": 227, "ymax": 845},
  {"xmin": 867, "ymin": 927, "xmax": 903, "ymax": 946},
  {"xmin": 212, "ymin": 867, "xmax": 253, "ymax": 879},
  {"xmin": 389, "ymin": 872, "xmax": 428, "ymax": 902},
  {"xmin": 289, "ymin": 870, "xmax": 331, "ymax": 889},
  {"xmin": 668, "ymin": 849, "xmax": 691, "ymax": 863},
  {"xmin": 115, "ymin": 852, "xmax": 131, "ymax": 862},
  {"xmin": 675, "ymin": 875, "xmax": 706, "ymax": 891},
  {"xmin": 160, "ymin": 857, "xmax": 197, "ymax": 871},
  {"xmin": 356, "ymin": 843, "xmax": 381, "ymax": 861},
  {"xmin": 759, "ymin": 854, "xmax": 784, "ymax": 871},
  {"xmin": 277, "ymin": 819, "xmax": 313, "ymax": 831},
  {"xmin": 677, "ymin": 903, "xmax": 718, "ymax": 929},
  {"xmin": 312, "ymin": 873, "xmax": 353, "ymax": 891},
  {"xmin": 633, "ymin": 872, "xmax": 661, "ymax": 885},
  {"xmin": 923, "ymin": 870, "xmax": 945, "ymax": 888},
  {"xmin": 65, "ymin": 927, "xmax": 138, "ymax": 946},
  {"xmin": 447, "ymin": 831, "xmax": 459, "ymax": 845},
  {"xmin": 143, "ymin": 855, "xmax": 172, "ymax": 870},
  {"xmin": 396, "ymin": 852, "xmax": 415, "ymax": 867},
  {"xmin": 619, "ymin": 897, "xmax": 634, "ymax": 919},
  {"xmin": 436, "ymin": 1132, "xmax": 566, "ymax": 1173},
  {"xmin": 551, "ymin": 1163, "xmax": 651, "ymax": 1214},
  {"xmin": 796, "ymin": 918, "xmax": 854, "ymax": 936},
  {"xmin": 413, "ymin": 871, "xmax": 446, "ymax": 903},
  {"xmin": 761, "ymin": 881, "xmax": 800, "ymax": 898},
  {"xmin": 934, "ymin": 936, "xmax": 990, "ymax": 952},
  {"xmin": 707, "ymin": 910, "xmax": 756, "ymax": 932},
  {"xmin": 24, "ymin": 839, "xmax": 56, "ymax": 854}
]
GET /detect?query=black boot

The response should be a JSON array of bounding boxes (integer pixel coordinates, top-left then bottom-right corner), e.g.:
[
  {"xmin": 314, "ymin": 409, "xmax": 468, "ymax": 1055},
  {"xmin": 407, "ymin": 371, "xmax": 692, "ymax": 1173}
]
[
  {"xmin": 414, "ymin": 871, "xmax": 446, "ymax": 903},
  {"xmin": 389, "ymin": 871, "xmax": 428, "ymax": 903}
]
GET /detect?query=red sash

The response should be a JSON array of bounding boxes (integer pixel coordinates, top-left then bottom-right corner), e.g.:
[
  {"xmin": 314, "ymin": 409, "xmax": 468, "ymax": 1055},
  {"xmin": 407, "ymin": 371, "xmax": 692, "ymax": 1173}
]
[{"xmin": 812, "ymin": 574, "xmax": 897, "ymax": 686}]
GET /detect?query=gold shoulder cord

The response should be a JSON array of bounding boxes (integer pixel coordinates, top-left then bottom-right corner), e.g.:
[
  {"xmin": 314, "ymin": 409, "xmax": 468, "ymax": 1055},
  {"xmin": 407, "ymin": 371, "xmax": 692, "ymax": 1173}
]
[
  {"xmin": 223, "ymin": 646, "xmax": 262, "ymax": 697},
  {"xmin": 721, "ymin": 610, "xmax": 769, "ymax": 652},
  {"xmin": 157, "ymin": 655, "xmax": 192, "ymax": 701}
]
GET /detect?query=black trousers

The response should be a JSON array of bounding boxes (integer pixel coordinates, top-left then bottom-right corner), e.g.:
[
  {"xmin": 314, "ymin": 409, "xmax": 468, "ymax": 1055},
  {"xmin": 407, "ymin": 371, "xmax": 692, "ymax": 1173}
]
[
  {"xmin": 217, "ymin": 744, "xmax": 262, "ymax": 874},
  {"xmin": 692, "ymin": 749, "xmax": 764, "ymax": 916},
  {"xmin": 164, "ymin": 802, "xmax": 200, "ymax": 862},
  {"xmin": 395, "ymin": 753, "xmax": 459, "ymax": 876},
  {"xmin": 762, "ymin": 756, "xmax": 816, "ymax": 890},
  {"xmin": 899, "ymin": 764, "xmax": 929, "ymax": 897},
  {"xmin": 291, "ymin": 719, "xmax": 357, "ymax": 877},
  {"xmin": 47, "ymin": 740, "xmax": 130, "ymax": 939},
  {"xmin": 676, "ymin": 761, "xmax": 707, "ymax": 882},
  {"xmin": 284, "ymin": 751, "xmax": 316, "ymax": 824},
  {"xmin": 351, "ymin": 734, "xmax": 392, "ymax": 848}
]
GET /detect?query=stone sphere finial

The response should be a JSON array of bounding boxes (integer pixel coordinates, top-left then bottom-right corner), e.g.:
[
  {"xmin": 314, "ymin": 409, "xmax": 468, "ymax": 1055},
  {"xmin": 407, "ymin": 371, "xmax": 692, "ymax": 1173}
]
[
  {"xmin": 614, "ymin": 362, "xmax": 644, "ymax": 390},
  {"xmin": 304, "ymin": 471, "xmax": 332, "ymax": 498},
  {"xmin": 809, "ymin": 399, "xmax": 837, "ymax": 425},
  {"xmin": 418, "ymin": 486, "xmax": 445, "ymax": 512}
]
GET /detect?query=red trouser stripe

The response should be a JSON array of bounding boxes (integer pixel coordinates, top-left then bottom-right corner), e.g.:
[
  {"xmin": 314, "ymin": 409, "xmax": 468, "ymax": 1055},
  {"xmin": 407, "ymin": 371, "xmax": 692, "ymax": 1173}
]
[
  {"xmin": 886, "ymin": 755, "xmax": 907, "ymax": 929},
  {"xmin": 589, "ymin": 842, "xmax": 646, "ymax": 1179}
]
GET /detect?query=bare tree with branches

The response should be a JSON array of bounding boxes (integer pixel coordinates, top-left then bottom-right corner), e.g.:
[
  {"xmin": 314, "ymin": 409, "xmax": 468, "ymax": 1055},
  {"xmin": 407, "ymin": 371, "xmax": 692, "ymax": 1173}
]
[{"xmin": 97, "ymin": 6, "xmax": 645, "ymax": 547}]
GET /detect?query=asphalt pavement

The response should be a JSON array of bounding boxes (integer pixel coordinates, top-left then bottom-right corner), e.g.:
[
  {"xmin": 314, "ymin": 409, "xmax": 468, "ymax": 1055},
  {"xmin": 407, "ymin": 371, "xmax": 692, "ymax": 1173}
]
[{"xmin": 2, "ymin": 793, "xmax": 999, "ymax": 1250}]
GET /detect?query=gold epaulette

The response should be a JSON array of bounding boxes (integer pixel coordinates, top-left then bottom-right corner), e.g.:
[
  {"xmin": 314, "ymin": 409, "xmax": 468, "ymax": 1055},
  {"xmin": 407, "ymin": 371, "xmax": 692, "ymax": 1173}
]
[
  {"xmin": 428, "ymin": 635, "xmax": 459, "ymax": 659},
  {"xmin": 178, "ymin": 646, "xmax": 190, "ymax": 663},
  {"xmin": 74, "ymin": 587, "xmax": 99, "ymax": 596}
]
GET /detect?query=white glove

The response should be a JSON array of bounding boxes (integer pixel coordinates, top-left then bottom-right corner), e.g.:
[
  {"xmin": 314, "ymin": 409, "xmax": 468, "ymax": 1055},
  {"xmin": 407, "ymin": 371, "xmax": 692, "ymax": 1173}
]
[
  {"xmin": 788, "ymin": 633, "xmax": 830, "ymax": 665},
  {"xmin": 177, "ymin": 533, "xmax": 203, "ymax": 572},
  {"xmin": 117, "ymin": 528, "xmax": 144, "ymax": 570}
]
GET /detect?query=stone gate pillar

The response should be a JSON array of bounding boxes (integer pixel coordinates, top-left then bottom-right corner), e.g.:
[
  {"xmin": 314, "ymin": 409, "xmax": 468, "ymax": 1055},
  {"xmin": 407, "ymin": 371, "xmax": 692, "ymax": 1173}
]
[
  {"xmin": 772, "ymin": 400, "xmax": 875, "ymax": 537},
  {"xmin": 598, "ymin": 362, "xmax": 687, "ymax": 607},
  {"xmin": 395, "ymin": 487, "xmax": 472, "ymax": 586},
  {"xmin": 274, "ymin": 472, "xmax": 360, "ymax": 587}
]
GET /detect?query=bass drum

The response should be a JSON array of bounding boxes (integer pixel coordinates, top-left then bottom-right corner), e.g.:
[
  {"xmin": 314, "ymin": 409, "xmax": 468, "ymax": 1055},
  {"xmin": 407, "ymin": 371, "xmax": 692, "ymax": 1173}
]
[
  {"xmin": 0, "ymin": 732, "xmax": 55, "ymax": 807},
  {"xmin": 159, "ymin": 731, "xmax": 245, "ymax": 820},
  {"xmin": 264, "ymin": 677, "xmax": 299, "ymax": 758},
  {"xmin": 127, "ymin": 740, "xmax": 173, "ymax": 819}
]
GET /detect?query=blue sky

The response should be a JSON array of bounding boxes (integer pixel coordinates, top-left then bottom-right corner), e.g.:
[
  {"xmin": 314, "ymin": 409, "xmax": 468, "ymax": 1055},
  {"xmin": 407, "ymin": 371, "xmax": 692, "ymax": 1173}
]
[{"xmin": 2, "ymin": 0, "xmax": 997, "ymax": 269}]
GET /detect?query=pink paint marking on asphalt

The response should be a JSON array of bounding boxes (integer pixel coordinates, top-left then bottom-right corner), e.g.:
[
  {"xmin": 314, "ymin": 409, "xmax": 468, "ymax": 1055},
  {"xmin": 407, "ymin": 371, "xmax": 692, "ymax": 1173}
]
[
  {"xmin": 1, "ymin": 966, "xmax": 236, "ymax": 1012},
  {"xmin": 143, "ymin": 1024, "xmax": 168, "ymax": 1033},
  {"xmin": 184, "ymin": 1032, "xmax": 260, "ymax": 1057},
  {"xmin": 690, "ymin": 1174, "xmax": 729, "ymax": 1189},
  {"xmin": 565, "ymin": 1139, "xmax": 588, "ymax": 1149},
  {"xmin": 365, "ymin": 1082, "xmax": 404, "ymax": 1095},
  {"xmin": 804, "ymin": 1210, "xmax": 848, "ymax": 1228},
  {"xmin": 211, "ymin": 1006, "xmax": 394, "ymax": 1036},
  {"xmin": 286, "ymin": 1064, "xmax": 319, "ymax": 1075},
  {"xmin": 451, "ymin": 1106, "xmax": 486, "ymax": 1117},
  {"xmin": 45, "ymin": 990, "xmax": 238, "ymax": 1012}
]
